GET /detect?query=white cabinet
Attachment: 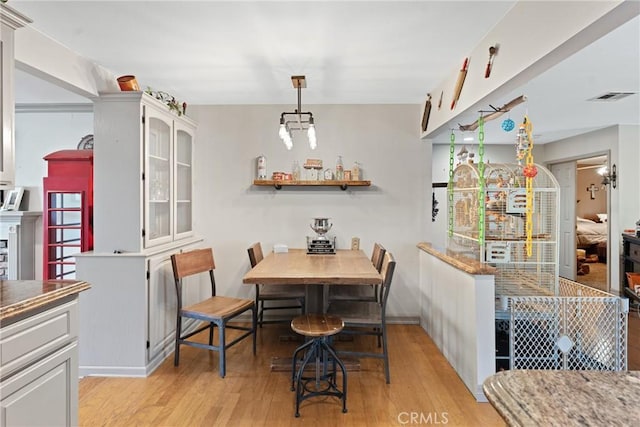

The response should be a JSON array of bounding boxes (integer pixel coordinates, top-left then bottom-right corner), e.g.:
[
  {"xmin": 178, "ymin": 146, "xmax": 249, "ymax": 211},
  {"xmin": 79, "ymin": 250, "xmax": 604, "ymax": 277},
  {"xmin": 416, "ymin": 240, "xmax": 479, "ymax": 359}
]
[
  {"xmin": 76, "ymin": 92, "xmax": 200, "ymax": 377},
  {"xmin": 93, "ymin": 92, "xmax": 196, "ymax": 253},
  {"xmin": 147, "ymin": 254, "xmax": 178, "ymax": 361},
  {"xmin": 1, "ymin": 300, "xmax": 79, "ymax": 426},
  {"xmin": 0, "ymin": 4, "xmax": 31, "ymax": 188},
  {"xmin": 147, "ymin": 251, "xmax": 203, "ymax": 362},
  {"xmin": 75, "ymin": 240, "xmax": 204, "ymax": 377}
]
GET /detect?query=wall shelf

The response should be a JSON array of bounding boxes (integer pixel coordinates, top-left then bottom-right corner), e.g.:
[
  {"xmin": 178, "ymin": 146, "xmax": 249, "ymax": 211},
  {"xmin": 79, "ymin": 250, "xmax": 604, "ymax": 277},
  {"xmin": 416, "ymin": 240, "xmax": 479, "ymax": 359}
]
[{"xmin": 253, "ymin": 179, "xmax": 371, "ymax": 191}]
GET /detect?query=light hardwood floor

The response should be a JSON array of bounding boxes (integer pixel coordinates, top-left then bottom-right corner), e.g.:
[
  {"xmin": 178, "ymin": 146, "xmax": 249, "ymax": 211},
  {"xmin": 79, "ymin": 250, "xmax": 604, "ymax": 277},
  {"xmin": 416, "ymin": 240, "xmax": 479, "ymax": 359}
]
[{"xmin": 79, "ymin": 324, "xmax": 505, "ymax": 426}]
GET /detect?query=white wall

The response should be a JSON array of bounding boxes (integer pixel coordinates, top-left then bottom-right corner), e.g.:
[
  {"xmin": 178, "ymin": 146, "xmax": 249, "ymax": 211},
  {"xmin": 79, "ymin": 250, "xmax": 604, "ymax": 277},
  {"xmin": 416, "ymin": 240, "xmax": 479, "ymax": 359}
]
[
  {"xmin": 189, "ymin": 104, "xmax": 427, "ymax": 319},
  {"xmin": 14, "ymin": 110, "xmax": 93, "ymax": 279},
  {"xmin": 15, "ymin": 110, "xmax": 93, "ymax": 211},
  {"xmin": 540, "ymin": 124, "xmax": 640, "ymax": 293},
  {"xmin": 576, "ymin": 167, "xmax": 607, "ymax": 218},
  {"xmin": 617, "ymin": 125, "xmax": 640, "ymax": 234}
]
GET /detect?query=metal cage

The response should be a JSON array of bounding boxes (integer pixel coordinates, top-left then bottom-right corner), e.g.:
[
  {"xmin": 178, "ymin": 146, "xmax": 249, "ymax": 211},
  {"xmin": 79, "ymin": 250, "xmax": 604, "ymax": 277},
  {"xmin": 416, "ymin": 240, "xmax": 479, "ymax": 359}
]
[
  {"xmin": 447, "ymin": 163, "xmax": 627, "ymax": 373},
  {"xmin": 448, "ymin": 162, "xmax": 559, "ymax": 294}
]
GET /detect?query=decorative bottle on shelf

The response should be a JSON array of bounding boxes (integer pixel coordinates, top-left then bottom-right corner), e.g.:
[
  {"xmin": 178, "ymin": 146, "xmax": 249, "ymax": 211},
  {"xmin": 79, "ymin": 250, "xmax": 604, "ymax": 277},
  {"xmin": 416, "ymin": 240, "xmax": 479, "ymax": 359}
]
[
  {"xmin": 336, "ymin": 156, "xmax": 344, "ymax": 180},
  {"xmin": 257, "ymin": 155, "xmax": 267, "ymax": 179},
  {"xmin": 352, "ymin": 161, "xmax": 360, "ymax": 180},
  {"xmin": 292, "ymin": 160, "xmax": 301, "ymax": 181}
]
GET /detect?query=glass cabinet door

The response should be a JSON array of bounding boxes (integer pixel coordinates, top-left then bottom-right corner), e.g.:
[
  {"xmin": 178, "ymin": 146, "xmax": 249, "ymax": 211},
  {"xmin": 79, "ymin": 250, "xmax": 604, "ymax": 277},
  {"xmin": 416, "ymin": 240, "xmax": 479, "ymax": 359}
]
[
  {"xmin": 145, "ymin": 109, "xmax": 173, "ymax": 247},
  {"xmin": 175, "ymin": 123, "xmax": 193, "ymax": 238}
]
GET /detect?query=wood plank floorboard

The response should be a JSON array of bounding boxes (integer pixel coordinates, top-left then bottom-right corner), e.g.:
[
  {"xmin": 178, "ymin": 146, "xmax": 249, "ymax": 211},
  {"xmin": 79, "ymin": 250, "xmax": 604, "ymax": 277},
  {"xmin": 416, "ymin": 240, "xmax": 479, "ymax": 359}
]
[{"xmin": 79, "ymin": 324, "xmax": 505, "ymax": 426}]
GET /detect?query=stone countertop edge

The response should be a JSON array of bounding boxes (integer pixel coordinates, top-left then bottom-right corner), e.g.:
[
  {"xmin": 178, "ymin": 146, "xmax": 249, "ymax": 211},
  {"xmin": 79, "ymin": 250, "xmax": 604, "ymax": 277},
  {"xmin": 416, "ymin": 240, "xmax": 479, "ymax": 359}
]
[
  {"xmin": 482, "ymin": 374, "xmax": 521, "ymax": 427},
  {"xmin": 482, "ymin": 370, "xmax": 640, "ymax": 427},
  {"xmin": 0, "ymin": 280, "xmax": 91, "ymax": 322},
  {"xmin": 417, "ymin": 242, "xmax": 496, "ymax": 275}
]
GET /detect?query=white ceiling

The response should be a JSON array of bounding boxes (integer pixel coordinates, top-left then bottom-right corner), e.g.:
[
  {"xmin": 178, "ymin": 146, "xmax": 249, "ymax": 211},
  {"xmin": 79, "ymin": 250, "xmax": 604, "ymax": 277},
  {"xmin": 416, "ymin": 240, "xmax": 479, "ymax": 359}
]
[{"xmin": 12, "ymin": 1, "xmax": 640, "ymax": 145}]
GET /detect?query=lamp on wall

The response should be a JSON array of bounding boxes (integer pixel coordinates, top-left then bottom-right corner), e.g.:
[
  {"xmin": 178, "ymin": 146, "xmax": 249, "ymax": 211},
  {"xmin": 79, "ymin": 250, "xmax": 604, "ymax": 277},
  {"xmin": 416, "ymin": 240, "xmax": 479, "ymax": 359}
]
[
  {"xmin": 597, "ymin": 164, "xmax": 617, "ymax": 188},
  {"xmin": 279, "ymin": 75, "xmax": 317, "ymax": 150}
]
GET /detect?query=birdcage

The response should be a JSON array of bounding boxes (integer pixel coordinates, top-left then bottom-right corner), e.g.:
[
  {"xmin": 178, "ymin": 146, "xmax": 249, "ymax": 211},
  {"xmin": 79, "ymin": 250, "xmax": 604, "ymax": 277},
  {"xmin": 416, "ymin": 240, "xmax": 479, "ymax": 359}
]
[{"xmin": 448, "ymin": 162, "xmax": 559, "ymax": 294}]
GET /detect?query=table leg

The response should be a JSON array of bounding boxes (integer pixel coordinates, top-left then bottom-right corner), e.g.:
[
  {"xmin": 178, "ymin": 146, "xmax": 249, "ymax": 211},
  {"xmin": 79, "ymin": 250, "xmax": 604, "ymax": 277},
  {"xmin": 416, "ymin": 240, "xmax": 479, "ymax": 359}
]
[{"xmin": 306, "ymin": 284, "xmax": 326, "ymax": 313}]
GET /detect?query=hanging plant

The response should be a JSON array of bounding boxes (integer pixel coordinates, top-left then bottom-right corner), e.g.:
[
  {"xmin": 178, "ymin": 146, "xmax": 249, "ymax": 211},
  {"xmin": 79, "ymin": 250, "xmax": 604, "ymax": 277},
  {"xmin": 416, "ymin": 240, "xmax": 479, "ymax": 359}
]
[{"xmin": 145, "ymin": 87, "xmax": 187, "ymax": 116}]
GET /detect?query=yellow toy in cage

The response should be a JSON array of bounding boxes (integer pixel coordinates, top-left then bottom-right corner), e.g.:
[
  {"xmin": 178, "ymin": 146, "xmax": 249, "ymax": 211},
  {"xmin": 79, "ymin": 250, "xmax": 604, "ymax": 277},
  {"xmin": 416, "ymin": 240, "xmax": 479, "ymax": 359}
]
[{"xmin": 516, "ymin": 115, "xmax": 537, "ymax": 257}]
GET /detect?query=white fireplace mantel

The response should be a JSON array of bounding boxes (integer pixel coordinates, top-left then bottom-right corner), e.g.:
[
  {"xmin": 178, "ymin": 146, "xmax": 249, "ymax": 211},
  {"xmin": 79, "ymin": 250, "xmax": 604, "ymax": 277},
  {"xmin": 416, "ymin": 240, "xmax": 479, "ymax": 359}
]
[{"xmin": 0, "ymin": 210, "xmax": 41, "ymax": 280}]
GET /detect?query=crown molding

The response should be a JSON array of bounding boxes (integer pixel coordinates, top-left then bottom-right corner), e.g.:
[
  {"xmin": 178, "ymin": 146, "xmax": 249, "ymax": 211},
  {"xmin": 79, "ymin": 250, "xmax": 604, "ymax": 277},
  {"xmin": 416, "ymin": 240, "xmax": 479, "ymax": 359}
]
[
  {"xmin": 15, "ymin": 103, "xmax": 93, "ymax": 113},
  {"xmin": 0, "ymin": 3, "xmax": 32, "ymax": 29}
]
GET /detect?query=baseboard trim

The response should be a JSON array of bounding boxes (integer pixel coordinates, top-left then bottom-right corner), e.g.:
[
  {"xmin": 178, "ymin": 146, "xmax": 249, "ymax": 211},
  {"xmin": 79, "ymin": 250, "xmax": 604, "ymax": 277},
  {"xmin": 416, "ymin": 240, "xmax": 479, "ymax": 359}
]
[{"xmin": 230, "ymin": 314, "xmax": 420, "ymax": 325}]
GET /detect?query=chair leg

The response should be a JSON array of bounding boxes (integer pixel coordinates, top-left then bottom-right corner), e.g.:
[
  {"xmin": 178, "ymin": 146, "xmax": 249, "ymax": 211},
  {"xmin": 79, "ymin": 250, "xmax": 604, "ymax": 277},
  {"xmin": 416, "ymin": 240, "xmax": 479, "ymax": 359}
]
[
  {"xmin": 252, "ymin": 304, "xmax": 257, "ymax": 355},
  {"xmin": 382, "ymin": 325, "xmax": 390, "ymax": 384},
  {"xmin": 259, "ymin": 300, "xmax": 265, "ymax": 328},
  {"xmin": 174, "ymin": 316, "xmax": 182, "ymax": 366},
  {"xmin": 219, "ymin": 321, "xmax": 226, "ymax": 378},
  {"xmin": 209, "ymin": 322, "xmax": 214, "ymax": 345}
]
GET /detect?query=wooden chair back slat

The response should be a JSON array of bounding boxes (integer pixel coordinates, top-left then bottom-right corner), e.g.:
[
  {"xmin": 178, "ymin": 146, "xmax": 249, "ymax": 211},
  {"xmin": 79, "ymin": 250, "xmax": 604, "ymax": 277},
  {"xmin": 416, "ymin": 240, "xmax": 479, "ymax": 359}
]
[
  {"xmin": 371, "ymin": 243, "xmax": 386, "ymax": 272},
  {"xmin": 379, "ymin": 252, "xmax": 396, "ymax": 304},
  {"xmin": 247, "ymin": 242, "xmax": 264, "ymax": 268},
  {"xmin": 171, "ymin": 248, "xmax": 215, "ymax": 280}
]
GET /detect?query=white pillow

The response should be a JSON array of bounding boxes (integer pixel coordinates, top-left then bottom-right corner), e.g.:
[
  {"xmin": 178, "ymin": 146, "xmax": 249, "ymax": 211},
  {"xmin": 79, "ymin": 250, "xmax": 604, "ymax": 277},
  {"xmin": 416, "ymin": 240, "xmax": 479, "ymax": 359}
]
[
  {"xmin": 597, "ymin": 213, "xmax": 607, "ymax": 223},
  {"xmin": 577, "ymin": 216, "xmax": 596, "ymax": 223}
]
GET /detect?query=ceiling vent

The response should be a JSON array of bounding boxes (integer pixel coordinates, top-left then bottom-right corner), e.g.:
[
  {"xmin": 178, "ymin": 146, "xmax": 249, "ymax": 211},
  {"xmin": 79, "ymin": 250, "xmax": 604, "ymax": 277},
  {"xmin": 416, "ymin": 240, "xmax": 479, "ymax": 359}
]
[{"xmin": 588, "ymin": 92, "xmax": 636, "ymax": 102}]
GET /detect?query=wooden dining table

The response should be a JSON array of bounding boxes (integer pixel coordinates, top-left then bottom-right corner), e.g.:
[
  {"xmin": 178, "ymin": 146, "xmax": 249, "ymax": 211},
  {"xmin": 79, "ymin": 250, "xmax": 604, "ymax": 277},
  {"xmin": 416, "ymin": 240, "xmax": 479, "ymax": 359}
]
[{"xmin": 242, "ymin": 248, "xmax": 382, "ymax": 313}]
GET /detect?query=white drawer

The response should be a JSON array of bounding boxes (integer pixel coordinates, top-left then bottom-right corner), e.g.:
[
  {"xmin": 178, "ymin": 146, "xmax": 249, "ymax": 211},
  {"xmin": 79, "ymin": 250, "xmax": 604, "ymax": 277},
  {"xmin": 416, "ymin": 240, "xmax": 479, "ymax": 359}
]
[{"xmin": 0, "ymin": 299, "xmax": 78, "ymax": 379}]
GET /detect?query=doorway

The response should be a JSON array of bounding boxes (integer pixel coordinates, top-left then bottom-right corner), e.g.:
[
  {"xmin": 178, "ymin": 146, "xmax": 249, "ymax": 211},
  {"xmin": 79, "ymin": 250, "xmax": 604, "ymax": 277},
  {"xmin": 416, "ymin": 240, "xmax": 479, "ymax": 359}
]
[{"xmin": 551, "ymin": 155, "xmax": 610, "ymax": 292}]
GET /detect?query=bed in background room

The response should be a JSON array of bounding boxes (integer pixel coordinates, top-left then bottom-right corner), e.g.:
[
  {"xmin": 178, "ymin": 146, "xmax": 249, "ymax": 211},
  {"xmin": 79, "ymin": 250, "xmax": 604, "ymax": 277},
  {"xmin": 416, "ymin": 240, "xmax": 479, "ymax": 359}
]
[
  {"xmin": 577, "ymin": 215, "xmax": 608, "ymax": 264},
  {"xmin": 577, "ymin": 216, "xmax": 607, "ymax": 247}
]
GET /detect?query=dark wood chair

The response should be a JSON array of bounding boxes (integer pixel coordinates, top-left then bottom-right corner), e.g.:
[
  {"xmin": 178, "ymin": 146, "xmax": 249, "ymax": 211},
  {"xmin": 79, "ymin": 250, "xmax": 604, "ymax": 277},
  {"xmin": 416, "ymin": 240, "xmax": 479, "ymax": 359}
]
[
  {"xmin": 247, "ymin": 242, "xmax": 305, "ymax": 327},
  {"xmin": 171, "ymin": 247, "xmax": 256, "ymax": 378},
  {"xmin": 328, "ymin": 243, "xmax": 386, "ymax": 303},
  {"xmin": 327, "ymin": 251, "xmax": 396, "ymax": 383}
]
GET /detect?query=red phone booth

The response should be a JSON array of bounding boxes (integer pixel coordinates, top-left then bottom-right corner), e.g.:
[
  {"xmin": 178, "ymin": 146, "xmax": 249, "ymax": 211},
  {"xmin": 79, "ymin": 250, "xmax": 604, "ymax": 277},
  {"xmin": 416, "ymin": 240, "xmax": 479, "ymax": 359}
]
[{"xmin": 42, "ymin": 150, "xmax": 93, "ymax": 280}]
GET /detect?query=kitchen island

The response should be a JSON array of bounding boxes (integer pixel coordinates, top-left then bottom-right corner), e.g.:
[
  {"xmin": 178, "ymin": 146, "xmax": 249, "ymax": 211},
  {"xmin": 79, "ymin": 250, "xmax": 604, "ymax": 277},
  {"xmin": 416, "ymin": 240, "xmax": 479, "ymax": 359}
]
[
  {"xmin": 483, "ymin": 369, "xmax": 640, "ymax": 426},
  {"xmin": 0, "ymin": 280, "xmax": 90, "ymax": 426}
]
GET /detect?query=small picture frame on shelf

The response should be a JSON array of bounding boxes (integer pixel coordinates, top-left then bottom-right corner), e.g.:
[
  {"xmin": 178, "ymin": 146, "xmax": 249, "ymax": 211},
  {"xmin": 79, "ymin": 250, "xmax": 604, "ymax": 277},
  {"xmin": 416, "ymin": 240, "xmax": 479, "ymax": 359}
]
[{"xmin": 1, "ymin": 187, "xmax": 24, "ymax": 211}]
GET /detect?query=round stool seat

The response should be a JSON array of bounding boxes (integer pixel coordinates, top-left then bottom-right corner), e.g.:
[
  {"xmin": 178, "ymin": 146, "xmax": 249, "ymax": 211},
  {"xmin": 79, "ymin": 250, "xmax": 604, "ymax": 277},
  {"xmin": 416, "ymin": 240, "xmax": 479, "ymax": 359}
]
[{"xmin": 291, "ymin": 314, "xmax": 344, "ymax": 337}]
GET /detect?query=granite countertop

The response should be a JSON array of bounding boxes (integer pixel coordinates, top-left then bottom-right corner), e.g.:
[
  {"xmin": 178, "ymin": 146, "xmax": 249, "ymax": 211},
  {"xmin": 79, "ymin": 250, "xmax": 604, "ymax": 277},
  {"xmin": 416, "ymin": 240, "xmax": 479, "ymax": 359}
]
[
  {"xmin": 417, "ymin": 242, "xmax": 496, "ymax": 275},
  {"xmin": 0, "ymin": 280, "xmax": 90, "ymax": 322},
  {"xmin": 483, "ymin": 369, "xmax": 640, "ymax": 426}
]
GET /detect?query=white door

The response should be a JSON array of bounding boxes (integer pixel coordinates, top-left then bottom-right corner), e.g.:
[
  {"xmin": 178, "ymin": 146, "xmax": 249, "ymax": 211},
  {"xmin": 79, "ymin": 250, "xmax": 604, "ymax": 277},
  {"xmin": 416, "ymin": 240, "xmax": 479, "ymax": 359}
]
[{"xmin": 551, "ymin": 161, "xmax": 576, "ymax": 280}]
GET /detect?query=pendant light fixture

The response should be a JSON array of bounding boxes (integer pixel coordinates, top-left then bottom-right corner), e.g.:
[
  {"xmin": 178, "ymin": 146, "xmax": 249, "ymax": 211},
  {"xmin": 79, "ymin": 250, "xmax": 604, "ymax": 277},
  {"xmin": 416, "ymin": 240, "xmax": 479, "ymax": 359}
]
[{"xmin": 279, "ymin": 75, "xmax": 317, "ymax": 150}]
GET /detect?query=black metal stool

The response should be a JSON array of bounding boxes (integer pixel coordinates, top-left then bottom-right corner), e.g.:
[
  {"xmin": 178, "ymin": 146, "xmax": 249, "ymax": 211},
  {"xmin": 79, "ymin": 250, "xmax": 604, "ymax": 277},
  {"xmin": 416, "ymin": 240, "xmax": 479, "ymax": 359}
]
[{"xmin": 290, "ymin": 314, "xmax": 347, "ymax": 417}]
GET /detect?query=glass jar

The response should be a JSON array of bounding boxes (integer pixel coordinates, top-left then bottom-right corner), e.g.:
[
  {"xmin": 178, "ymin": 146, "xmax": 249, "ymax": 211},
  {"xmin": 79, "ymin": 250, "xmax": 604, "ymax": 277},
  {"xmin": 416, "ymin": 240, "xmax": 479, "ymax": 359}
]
[
  {"xmin": 292, "ymin": 160, "xmax": 300, "ymax": 181},
  {"xmin": 352, "ymin": 161, "xmax": 360, "ymax": 180},
  {"xmin": 336, "ymin": 156, "xmax": 344, "ymax": 180}
]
